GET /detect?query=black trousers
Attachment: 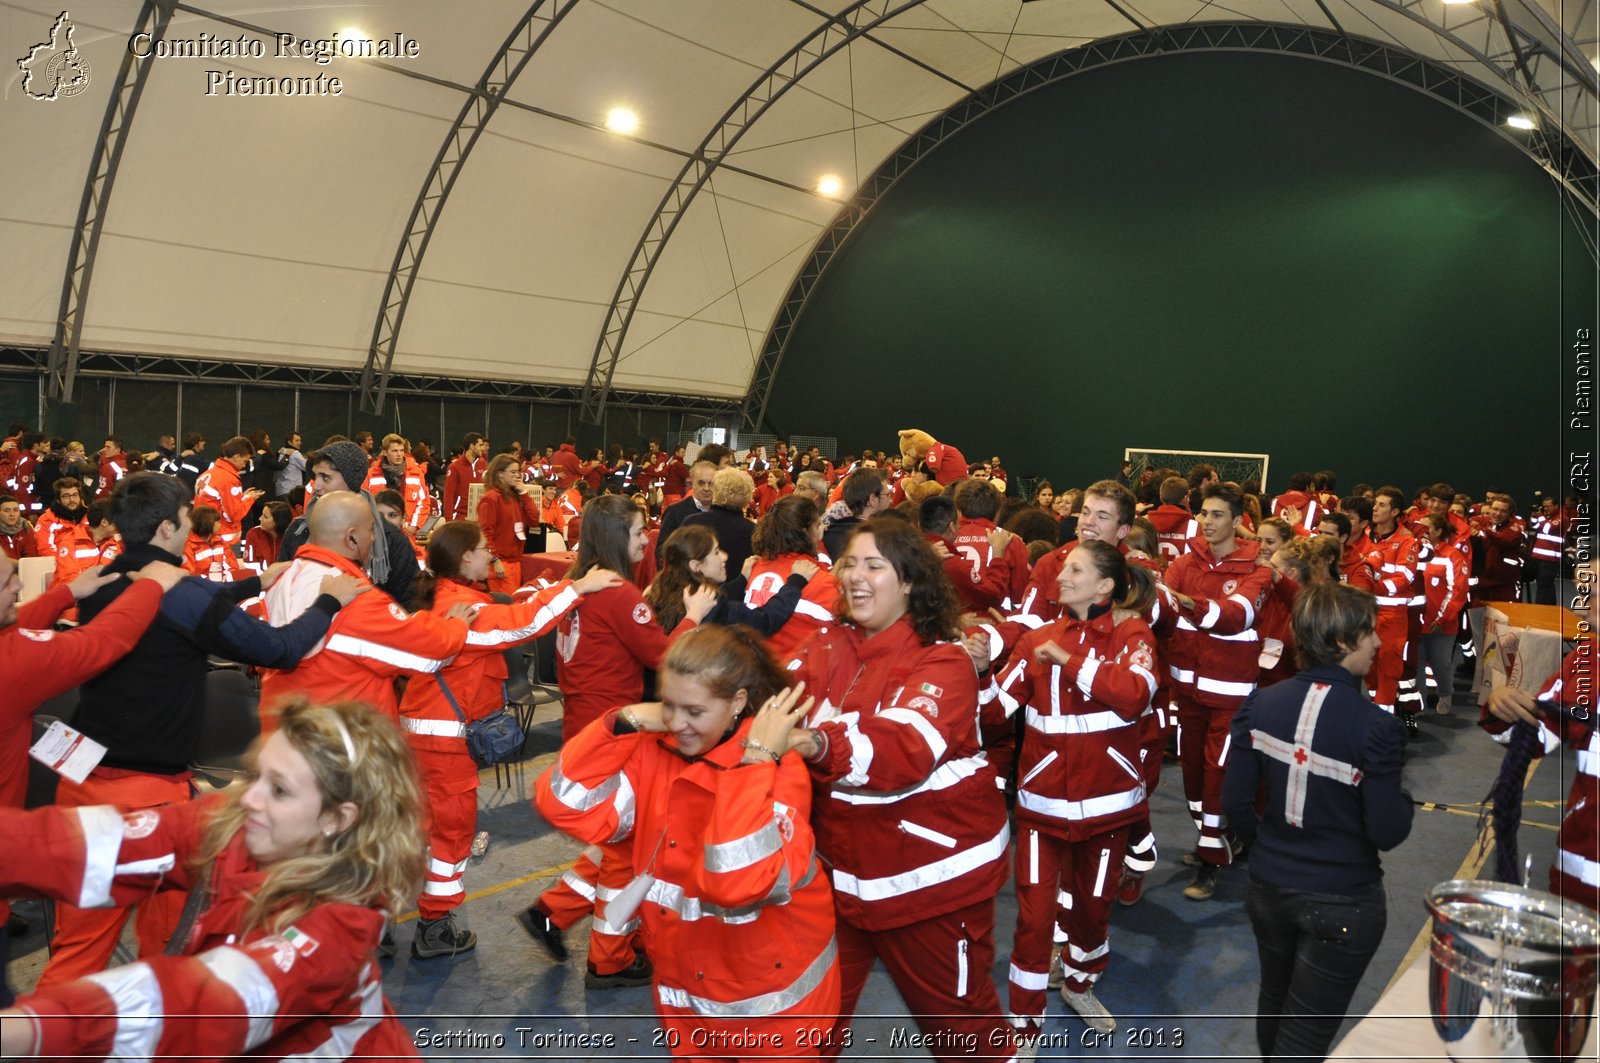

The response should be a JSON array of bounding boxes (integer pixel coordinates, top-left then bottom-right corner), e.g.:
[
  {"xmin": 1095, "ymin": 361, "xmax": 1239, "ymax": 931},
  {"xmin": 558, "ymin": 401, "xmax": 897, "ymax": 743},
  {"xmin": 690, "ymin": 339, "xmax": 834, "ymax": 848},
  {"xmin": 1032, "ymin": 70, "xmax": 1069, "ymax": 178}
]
[{"xmin": 1245, "ymin": 875, "xmax": 1387, "ymax": 1062}]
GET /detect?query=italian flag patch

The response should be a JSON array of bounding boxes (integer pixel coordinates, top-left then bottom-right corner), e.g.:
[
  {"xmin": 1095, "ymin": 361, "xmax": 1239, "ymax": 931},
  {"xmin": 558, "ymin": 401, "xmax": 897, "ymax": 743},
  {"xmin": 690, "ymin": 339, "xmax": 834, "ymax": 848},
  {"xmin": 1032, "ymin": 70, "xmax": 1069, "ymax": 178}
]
[
  {"xmin": 283, "ymin": 926, "xmax": 320, "ymax": 957},
  {"xmin": 920, "ymin": 682, "xmax": 943, "ymax": 698}
]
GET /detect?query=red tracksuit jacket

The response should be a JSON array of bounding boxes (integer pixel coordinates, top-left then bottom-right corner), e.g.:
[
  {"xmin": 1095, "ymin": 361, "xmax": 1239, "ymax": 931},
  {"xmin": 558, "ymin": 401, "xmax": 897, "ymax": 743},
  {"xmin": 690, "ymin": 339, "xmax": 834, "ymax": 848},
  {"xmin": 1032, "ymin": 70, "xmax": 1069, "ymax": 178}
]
[
  {"xmin": 1164, "ymin": 537, "xmax": 1271, "ymax": 710},
  {"xmin": 554, "ymin": 582, "xmax": 695, "ymax": 741},
  {"xmin": 0, "ymin": 580, "xmax": 162, "ymax": 812},
  {"xmin": 194, "ymin": 458, "xmax": 253, "ymax": 545},
  {"xmin": 991, "ymin": 609, "xmax": 1157, "ymax": 840},
  {"xmin": 259, "ymin": 545, "xmax": 468, "ymax": 720},
  {"xmin": 1, "ymin": 798, "xmax": 419, "ymax": 1060},
  {"xmin": 477, "ymin": 488, "xmax": 540, "ymax": 564},
  {"xmin": 788, "ymin": 616, "xmax": 1009, "ymax": 931}
]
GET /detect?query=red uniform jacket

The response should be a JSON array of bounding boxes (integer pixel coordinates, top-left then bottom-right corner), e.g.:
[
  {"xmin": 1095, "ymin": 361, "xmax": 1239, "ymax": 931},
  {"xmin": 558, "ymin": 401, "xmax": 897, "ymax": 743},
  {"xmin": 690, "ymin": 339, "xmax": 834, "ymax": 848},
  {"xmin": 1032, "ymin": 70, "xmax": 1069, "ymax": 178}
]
[
  {"xmin": 94, "ymin": 452, "xmax": 129, "ymax": 500},
  {"xmin": 953, "ymin": 517, "xmax": 1028, "ymax": 611},
  {"xmin": 1, "ymin": 799, "xmax": 419, "ymax": 1060},
  {"xmin": 53, "ymin": 527, "xmax": 120, "ymax": 588},
  {"xmin": 0, "ymin": 523, "xmax": 38, "ymax": 560},
  {"xmin": 751, "ymin": 483, "xmax": 779, "ymax": 517},
  {"xmin": 990, "ymin": 610, "xmax": 1157, "ymax": 840},
  {"xmin": 183, "ymin": 532, "xmax": 248, "ymax": 583},
  {"xmin": 1363, "ymin": 528, "xmax": 1420, "ymax": 611},
  {"xmin": 744, "ymin": 553, "xmax": 835, "ymax": 661},
  {"xmin": 398, "ymin": 577, "xmax": 581, "ymax": 753},
  {"xmin": 535, "ymin": 712, "xmax": 838, "ymax": 1023},
  {"xmin": 549, "ymin": 443, "xmax": 584, "ymax": 490},
  {"xmin": 1421, "ymin": 548, "xmax": 1469, "ymax": 634},
  {"xmin": 1146, "ymin": 505, "xmax": 1198, "ymax": 566},
  {"xmin": 925, "ymin": 531, "xmax": 1012, "ymax": 617},
  {"xmin": 662, "ymin": 458, "xmax": 689, "ymax": 498},
  {"xmin": 923, "ymin": 442, "xmax": 967, "ymax": 485},
  {"xmin": 364, "ymin": 457, "xmax": 433, "ymax": 527},
  {"xmin": 555, "ymin": 582, "xmax": 695, "ymax": 742},
  {"xmin": 1474, "ymin": 521, "xmax": 1527, "ymax": 602},
  {"xmin": 477, "ymin": 488, "xmax": 540, "ymax": 564},
  {"xmin": 259, "ymin": 545, "xmax": 468, "ymax": 721},
  {"xmin": 34, "ymin": 510, "xmax": 83, "ymax": 559},
  {"xmin": 194, "ymin": 458, "xmax": 253, "ymax": 545},
  {"xmin": 443, "ymin": 455, "xmax": 485, "ymax": 521},
  {"xmin": 243, "ymin": 527, "xmax": 281, "ymax": 570},
  {"xmin": 1164, "ymin": 537, "xmax": 1271, "ymax": 710},
  {"xmin": 1270, "ymin": 490, "xmax": 1320, "ymax": 533},
  {"xmin": 788, "ymin": 616, "xmax": 1009, "ymax": 931},
  {"xmin": 0, "ymin": 580, "xmax": 161, "ymax": 811},
  {"xmin": 1255, "ymin": 575, "xmax": 1301, "ymax": 687}
]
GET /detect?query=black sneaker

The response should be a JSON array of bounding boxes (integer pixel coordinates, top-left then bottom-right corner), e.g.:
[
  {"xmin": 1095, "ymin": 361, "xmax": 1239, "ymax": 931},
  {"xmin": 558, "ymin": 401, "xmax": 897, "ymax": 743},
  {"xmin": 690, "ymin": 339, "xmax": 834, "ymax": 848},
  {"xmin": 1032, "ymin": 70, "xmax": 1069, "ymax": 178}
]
[
  {"xmin": 585, "ymin": 952, "xmax": 653, "ymax": 990},
  {"xmin": 1403, "ymin": 713, "xmax": 1420, "ymax": 739},
  {"xmin": 1183, "ymin": 865, "xmax": 1219, "ymax": 901},
  {"xmin": 5, "ymin": 913, "xmax": 29, "ymax": 938},
  {"xmin": 412, "ymin": 914, "xmax": 477, "ymax": 959},
  {"xmin": 517, "ymin": 904, "xmax": 569, "ymax": 963},
  {"xmin": 376, "ymin": 929, "xmax": 397, "ymax": 958}
]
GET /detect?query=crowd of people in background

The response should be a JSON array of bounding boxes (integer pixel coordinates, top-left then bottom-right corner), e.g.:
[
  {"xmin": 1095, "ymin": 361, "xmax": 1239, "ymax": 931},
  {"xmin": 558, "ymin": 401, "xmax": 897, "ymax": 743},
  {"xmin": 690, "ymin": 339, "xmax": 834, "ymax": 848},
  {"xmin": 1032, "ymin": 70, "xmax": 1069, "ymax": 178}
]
[{"xmin": 0, "ymin": 416, "xmax": 1588, "ymax": 1063}]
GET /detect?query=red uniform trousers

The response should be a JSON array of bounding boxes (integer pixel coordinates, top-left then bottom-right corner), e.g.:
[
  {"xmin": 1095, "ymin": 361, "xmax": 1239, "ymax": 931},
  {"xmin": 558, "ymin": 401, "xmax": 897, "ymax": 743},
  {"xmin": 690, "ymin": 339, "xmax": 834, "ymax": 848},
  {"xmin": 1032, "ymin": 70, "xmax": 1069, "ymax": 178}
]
[
  {"xmin": 1175, "ymin": 692, "xmax": 1242, "ymax": 866},
  {"xmin": 1010, "ymin": 824, "xmax": 1131, "ymax": 1026},
  {"xmin": 535, "ymin": 837, "xmax": 641, "ymax": 976},
  {"xmin": 35, "ymin": 768, "xmax": 191, "ymax": 989},
  {"xmin": 655, "ymin": 964, "xmax": 842, "ymax": 1062},
  {"xmin": 1364, "ymin": 607, "xmax": 1411, "ymax": 714},
  {"xmin": 413, "ymin": 746, "xmax": 478, "ymax": 920},
  {"xmin": 662, "ymin": 492, "xmax": 683, "ymax": 510},
  {"xmin": 822, "ymin": 898, "xmax": 1017, "ymax": 1062},
  {"xmin": 1122, "ymin": 700, "xmax": 1171, "ymax": 875}
]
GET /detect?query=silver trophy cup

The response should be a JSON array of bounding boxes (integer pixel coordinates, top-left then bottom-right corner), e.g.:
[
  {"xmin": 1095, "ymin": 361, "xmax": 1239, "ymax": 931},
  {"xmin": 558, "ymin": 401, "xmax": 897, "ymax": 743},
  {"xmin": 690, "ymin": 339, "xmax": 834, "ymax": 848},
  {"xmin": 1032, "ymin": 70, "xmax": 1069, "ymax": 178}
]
[{"xmin": 1426, "ymin": 879, "xmax": 1600, "ymax": 1062}]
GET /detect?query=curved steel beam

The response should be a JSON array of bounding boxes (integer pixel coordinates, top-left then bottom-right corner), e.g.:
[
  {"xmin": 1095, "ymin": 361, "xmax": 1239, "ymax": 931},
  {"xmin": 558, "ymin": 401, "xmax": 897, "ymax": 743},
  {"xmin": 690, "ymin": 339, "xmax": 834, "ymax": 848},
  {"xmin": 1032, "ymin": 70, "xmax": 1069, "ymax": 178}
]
[
  {"xmin": 741, "ymin": 20, "xmax": 1599, "ymax": 431},
  {"xmin": 45, "ymin": 0, "xmax": 177, "ymax": 402},
  {"xmin": 358, "ymin": 0, "xmax": 582, "ymax": 415},
  {"xmin": 577, "ymin": 0, "xmax": 935, "ymax": 424}
]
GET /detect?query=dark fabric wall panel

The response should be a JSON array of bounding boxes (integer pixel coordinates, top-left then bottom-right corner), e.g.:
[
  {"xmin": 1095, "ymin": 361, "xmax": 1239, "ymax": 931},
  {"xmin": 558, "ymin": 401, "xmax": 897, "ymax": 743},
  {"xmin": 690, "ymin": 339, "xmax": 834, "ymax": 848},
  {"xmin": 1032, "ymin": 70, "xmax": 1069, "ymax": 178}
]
[
  {"xmin": 767, "ymin": 51, "xmax": 1592, "ymax": 502},
  {"xmin": 297, "ymin": 391, "xmax": 350, "ymax": 449}
]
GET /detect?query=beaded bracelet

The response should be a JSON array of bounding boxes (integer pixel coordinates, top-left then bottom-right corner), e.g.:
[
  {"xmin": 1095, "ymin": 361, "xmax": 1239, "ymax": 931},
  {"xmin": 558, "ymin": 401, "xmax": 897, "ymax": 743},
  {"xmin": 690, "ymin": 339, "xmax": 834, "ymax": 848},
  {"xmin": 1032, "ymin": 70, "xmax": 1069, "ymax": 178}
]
[{"xmin": 740, "ymin": 738, "xmax": 782, "ymax": 762}]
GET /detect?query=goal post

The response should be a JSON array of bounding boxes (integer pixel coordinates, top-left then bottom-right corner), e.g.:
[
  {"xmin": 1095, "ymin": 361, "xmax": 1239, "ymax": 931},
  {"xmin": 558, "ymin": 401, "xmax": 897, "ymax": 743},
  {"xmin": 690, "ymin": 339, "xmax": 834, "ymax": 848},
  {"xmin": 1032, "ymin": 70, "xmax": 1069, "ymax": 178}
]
[{"xmin": 1124, "ymin": 448, "xmax": 1271, "ymax": 493}]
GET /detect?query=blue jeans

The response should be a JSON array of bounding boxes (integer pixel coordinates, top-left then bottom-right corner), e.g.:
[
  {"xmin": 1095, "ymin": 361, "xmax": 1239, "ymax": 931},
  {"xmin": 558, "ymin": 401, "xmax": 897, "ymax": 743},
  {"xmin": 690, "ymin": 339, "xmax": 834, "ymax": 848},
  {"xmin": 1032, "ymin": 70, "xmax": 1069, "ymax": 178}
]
[{"xmin": 1245, "ymin": 875, "xmax": 1387, "ymax": 1062}]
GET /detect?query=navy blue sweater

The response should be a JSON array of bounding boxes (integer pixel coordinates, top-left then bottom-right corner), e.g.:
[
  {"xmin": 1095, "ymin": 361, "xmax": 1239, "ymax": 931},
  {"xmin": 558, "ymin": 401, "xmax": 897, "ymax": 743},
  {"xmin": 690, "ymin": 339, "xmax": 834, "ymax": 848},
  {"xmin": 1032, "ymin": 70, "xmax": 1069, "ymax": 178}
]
[
  {"xmin": 74, "ymin": 542, "xmax": 341, "ymax": 774},
  {"xmin": 1223, "ymin": 665, "xmax": 1412, "ymax": 894}
]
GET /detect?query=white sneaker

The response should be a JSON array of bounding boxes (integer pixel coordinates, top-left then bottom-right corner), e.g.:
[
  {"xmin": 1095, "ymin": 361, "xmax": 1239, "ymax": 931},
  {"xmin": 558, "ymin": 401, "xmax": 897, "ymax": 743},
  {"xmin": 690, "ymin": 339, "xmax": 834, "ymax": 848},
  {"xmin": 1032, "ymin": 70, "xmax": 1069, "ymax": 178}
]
[
  {"xmin": 1046, "ymin": 952, "xmax": 1064, "ymax": 989},
  {"xmin": 1013, "ymin": 1036, "xmax": 1041, "ymax": 1062},
  {"xmin": 1060, "ymin": 987, "xmax": 1116, "ymax": 1034}
]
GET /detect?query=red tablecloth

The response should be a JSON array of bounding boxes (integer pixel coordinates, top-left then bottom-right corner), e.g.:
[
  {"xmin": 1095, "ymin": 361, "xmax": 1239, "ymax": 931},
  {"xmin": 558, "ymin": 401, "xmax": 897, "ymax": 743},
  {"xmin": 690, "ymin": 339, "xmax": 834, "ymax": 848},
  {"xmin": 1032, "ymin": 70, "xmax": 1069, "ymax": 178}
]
[{"xmin": 521, "ymin": 551, "xmax": 576, "ymax": 585}]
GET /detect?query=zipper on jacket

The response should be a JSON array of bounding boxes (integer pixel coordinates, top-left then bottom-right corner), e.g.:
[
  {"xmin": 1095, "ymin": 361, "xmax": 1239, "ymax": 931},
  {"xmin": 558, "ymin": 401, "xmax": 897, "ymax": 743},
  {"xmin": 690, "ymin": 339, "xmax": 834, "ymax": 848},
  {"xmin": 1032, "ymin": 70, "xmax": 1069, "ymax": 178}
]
[
  {"xmin": 956, "ymin": 934, "xmax": 969, "ymax": 998},
  {"xmin": 1020, "ymin": 749, "xmax": 1058, "ymax": 788},
  {"xmin": 898, "ymin": 819, "xmax": 957, "ymax": 848},
  {"xmin": 1106, "ymin": 747, "xmax": 1142, "ymax": 783}
]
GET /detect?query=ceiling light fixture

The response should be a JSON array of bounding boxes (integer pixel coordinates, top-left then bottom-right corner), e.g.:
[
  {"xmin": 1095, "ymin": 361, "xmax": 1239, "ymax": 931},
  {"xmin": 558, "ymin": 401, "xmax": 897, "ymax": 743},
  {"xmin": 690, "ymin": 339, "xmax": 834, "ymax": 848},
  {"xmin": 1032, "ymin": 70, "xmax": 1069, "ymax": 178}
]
[
  {"xmin": 605, "ymin": 107, "xmax": 640, "ymax": 135},
  {"xmin": 816, "ymin": 174, "xmax": 844, "ymax": 197},
  {"xmin": 1506, "ymin": 114, "xmax": 1536, "ymax": 130}
]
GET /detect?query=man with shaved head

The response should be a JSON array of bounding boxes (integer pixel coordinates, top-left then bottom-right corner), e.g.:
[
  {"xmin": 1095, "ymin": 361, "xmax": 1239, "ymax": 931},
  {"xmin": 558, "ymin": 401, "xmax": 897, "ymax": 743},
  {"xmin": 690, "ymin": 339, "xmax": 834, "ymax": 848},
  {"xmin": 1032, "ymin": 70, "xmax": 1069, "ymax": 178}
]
[
  {"xmin": 276, "ymin": 440, "xmax": 416, "ymax": 604},
  {"xmin": 260, "ymin": 490, "xmax": 472, "ymax": 730}
]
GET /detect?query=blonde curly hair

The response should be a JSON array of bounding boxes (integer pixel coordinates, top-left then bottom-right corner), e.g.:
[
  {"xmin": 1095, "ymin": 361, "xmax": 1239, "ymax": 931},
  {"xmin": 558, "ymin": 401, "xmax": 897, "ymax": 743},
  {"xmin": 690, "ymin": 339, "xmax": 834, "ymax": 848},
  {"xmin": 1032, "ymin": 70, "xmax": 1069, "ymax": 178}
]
[{"xmin": 196, "ymin": 699, "xmax": 427, "ymax": 935}]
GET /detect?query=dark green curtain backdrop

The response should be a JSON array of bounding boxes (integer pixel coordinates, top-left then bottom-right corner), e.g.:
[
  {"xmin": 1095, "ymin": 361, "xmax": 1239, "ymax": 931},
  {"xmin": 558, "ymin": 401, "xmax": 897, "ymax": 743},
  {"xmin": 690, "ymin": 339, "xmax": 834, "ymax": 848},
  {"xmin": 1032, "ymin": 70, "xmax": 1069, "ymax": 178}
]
[{"xmin": 767, "ymin": 51, "xmax": 1595, "ymax": 502}]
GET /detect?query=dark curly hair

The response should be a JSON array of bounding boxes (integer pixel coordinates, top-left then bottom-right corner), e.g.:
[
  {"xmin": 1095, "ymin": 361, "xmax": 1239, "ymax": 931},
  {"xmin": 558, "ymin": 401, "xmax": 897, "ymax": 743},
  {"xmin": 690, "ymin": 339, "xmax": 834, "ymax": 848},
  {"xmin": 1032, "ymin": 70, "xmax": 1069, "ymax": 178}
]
[{"xmin": 835, "ymin": 515, "xmax": 961, "ymax": 646}]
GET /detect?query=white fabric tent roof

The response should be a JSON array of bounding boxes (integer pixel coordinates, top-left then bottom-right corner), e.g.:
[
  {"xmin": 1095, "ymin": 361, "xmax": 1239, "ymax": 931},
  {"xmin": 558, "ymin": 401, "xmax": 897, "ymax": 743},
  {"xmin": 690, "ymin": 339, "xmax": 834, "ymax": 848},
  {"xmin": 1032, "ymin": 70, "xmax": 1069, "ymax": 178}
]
[{"xmin": 2, "ymin": 0, "xmax": 1594, "ymax": 403}]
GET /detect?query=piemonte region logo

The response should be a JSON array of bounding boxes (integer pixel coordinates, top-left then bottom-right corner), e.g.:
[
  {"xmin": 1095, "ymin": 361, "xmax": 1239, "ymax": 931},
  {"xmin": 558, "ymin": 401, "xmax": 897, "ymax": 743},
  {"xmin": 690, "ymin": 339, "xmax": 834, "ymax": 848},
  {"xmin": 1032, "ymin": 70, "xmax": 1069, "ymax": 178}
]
[{"xmin": 18, "ymin": 10, "xmax": 92, "ymax": 101}]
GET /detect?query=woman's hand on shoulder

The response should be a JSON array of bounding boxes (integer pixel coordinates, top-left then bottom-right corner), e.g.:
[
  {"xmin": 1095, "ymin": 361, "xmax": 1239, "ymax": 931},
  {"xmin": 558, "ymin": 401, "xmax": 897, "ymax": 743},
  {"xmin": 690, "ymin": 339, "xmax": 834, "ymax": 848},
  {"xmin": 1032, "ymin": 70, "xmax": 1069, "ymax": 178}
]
[
  {"xmin": 574, "ymin": 567, "xmax": 624, "ymax": 595},
  {"xmin": 318, "ymin": 572, "xmax": 366, "ymax": 606},
  {"xmin": 791, "ymin": 557, "xmax": 819, "ymax": 581},
  {"xmin": 683, "ymin": 584, "xmax": 718, "ymax": 623}
]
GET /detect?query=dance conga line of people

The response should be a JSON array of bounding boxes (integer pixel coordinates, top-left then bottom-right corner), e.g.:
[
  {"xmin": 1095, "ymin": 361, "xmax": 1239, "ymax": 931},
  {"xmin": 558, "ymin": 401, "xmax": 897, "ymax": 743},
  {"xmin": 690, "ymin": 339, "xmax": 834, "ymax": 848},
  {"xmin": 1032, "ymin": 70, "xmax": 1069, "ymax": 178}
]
[{"xmin": 0, "ymin": 417, "xmax": 1579, "ymax": 1063}]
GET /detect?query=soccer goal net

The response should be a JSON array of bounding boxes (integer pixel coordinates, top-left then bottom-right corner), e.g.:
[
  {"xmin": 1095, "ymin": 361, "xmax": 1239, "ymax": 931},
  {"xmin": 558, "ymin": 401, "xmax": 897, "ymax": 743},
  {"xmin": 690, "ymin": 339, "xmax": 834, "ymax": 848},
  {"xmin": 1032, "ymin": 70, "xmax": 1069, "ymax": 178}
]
[{"xmin": 1125, "ymin": 448, "xmax": 1271, "ymax": 493}]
